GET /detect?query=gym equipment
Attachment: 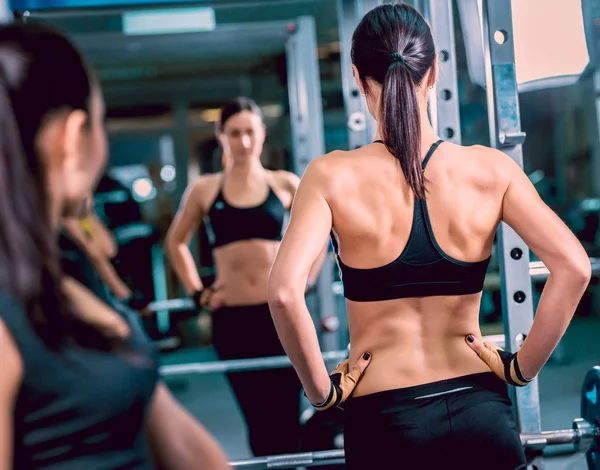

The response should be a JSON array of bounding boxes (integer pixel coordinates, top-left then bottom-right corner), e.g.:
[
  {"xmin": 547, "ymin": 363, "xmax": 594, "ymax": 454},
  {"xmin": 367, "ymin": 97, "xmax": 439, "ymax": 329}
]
[
  {"xmin": 300, "ymin": 407, "xmax": 345, "ymax": 470},
  {"xmin": 483, "ymin": 258, "xmax": 600, "ymax": 291},
  {"xmin": 223, "ymin": 365, "xmax": 600, "ymax": 469},
  {"xmin": 582, "ymin": 367, "xmax": 600, "ymax": 469},
  {"xmin": 160, "ymin": 350, "xmax": 350, "ymax": 377},
  {"xmin": 149, "ymin": 297, "xmax": 195, "ymax": 313},
  {"xmin": 228, "ymin": 425, "xmax": 599, "ymax": 468},
  {"xmin": 230, "ymin": 450, "xmax": 345, "ymax": 469}
]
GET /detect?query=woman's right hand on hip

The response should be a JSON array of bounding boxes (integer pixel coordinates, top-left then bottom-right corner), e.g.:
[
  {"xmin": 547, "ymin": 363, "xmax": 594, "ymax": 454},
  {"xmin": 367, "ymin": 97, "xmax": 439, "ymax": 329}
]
[
  {"xmin": 192, "ymin": 280, "xmax": 225, "ymax": 311},
  {"xmin": 309, "ymin": 352, "xmax": 372, "ymax": 411},
  {"xmin": 465, "ymin": 334, "xmax": 533, "ymax": 387}
]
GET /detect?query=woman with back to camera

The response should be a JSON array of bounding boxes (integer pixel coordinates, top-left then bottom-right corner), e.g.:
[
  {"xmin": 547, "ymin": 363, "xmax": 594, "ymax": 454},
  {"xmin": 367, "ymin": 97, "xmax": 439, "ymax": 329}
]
[
  {"xmin": 166, "ymin": 97, "xmax": 327, "ymax": 458},
  {"xmin": 0, "ymin": 21, "xmax": 230, "ymax": 470},
  {"xmin": 268, "ymin": 4, "xmax": 591, "ymax": 469}
]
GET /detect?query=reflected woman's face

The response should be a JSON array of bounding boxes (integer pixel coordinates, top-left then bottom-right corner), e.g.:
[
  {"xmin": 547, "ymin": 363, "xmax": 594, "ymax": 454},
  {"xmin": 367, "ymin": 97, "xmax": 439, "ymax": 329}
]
[{"xmin": 218, "ymin": 110, "xmax": 265, "ymax": 163}]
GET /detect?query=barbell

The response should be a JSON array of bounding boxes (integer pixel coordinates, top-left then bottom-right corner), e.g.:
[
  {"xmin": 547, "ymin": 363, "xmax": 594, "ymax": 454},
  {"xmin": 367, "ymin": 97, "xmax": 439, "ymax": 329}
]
[
  {"xmin": 160, "ymin": 349, "xmax": 349, "ymax": 376},
  {"xmin": 157, "ymin": 335, "xmax": 600, "ymax": 469},
  {"xmin": 226, "ymin": 365, "xmax": 600, "ymax": 469}
]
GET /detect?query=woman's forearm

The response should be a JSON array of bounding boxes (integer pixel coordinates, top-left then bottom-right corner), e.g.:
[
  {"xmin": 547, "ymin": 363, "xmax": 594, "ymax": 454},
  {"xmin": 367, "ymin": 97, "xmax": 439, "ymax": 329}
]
[
  {"xmin": 518, "ymin": 269, "xmax": 590, "ymax": 378},
  {"xmin": 89, "ymin": 255, "xmax": 131, "ymax": 300},
  {"xmin": 154, "ymin": 421, "xmax": 230, "ymax": 470},
  {"xmin": 167, "ymin": 242, "xmax": 203, "ymax": 295},
  {"xmin": 90, "ymin": 216, "xmax": 118, "ymax": 258},
  {"xmin": 269, "ymin": 293, "xmax": 331, "ymax": 404},
  {"xmin": 307, "ymin": 243, "xmax": 328, "ymax": 286},
  {"xmin": 148, "ymin": 384, "xmax": 230, "ymax": 470}
]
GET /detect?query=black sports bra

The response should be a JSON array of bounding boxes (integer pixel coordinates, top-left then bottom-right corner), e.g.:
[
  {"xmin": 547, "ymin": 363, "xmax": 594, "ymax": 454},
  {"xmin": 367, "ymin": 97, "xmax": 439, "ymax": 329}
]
[
  {"xmin": 204, "ymin": 175, "xmax": 286, "ymax": 249},
  {"xmin": 332, "ymin": 140, "xmax": 491, "ymax": 302}
]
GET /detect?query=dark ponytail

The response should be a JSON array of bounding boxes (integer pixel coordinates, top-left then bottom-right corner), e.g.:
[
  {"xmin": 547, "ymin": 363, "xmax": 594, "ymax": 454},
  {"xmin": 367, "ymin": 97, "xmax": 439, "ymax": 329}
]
[
  {"xmin": 351, "ymin": 3, "xmax": 435, "ymax": 199},
  {"xmin": 0, "ymin": 73, "xmax": 40, "ymax": 302},
  {"xmin": 381, "ymin": 57, "xmax": 425, "ymax": 198},
  {"xmin": 0, "ymin": 66, "xmax": 70, "ymax": 348}
]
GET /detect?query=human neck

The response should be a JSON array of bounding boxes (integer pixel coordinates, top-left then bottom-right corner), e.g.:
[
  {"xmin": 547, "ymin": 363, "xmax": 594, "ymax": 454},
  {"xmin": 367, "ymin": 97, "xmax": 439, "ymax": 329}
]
[
  {"xmin": 224, "ymin": 159, "xmax": 265, "ymax": 181},
  {"xmin": 373, "ymin": 99, "xmax": 439, "ymax": 152}
]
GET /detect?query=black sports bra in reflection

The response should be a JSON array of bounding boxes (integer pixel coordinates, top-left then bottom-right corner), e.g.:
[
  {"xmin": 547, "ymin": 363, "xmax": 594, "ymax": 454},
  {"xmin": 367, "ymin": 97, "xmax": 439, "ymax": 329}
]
[
  {"xmin": 204, "ymin": 175, "xmax": 286, "ymax": 249},
  {"xmin": 332, "ymin": 140, "xmax": 491, "ymax": 302}
]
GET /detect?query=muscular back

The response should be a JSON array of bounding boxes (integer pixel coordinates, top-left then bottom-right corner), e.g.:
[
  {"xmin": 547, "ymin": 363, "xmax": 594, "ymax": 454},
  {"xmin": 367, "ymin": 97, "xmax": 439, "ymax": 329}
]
[
  {"xmin": 330, "ymin": 142, "xmax": 504, "ymax": 270},
  {"xmin": 325, "ymin": 142, "xmax": 511, "ymax": 395}
]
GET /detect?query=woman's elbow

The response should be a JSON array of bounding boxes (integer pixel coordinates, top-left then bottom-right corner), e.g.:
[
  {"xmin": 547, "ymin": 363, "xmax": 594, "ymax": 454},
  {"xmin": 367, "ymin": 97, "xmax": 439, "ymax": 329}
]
[
  {"xmin": 553, "ymin": 254, "xmax": 592, "ymax": 288},
  {"xmin": 164, "ymin": 234, "xmax": 181, "ymax": 260},
  {"xmin": 267, "ymin": 277, "xmax": 301, "ymax": 313},
  {"xmin": 570, "ymin": 256, "xmax": 592, "ymax": 286},
  {"xmin": 267, "ymin": 285, "xmax": 289, "ymax": 313}
]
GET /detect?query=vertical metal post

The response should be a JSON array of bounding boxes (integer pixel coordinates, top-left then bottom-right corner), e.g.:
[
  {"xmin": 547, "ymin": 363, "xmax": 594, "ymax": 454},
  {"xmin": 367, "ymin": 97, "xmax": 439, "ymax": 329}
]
[
  {"xmin": 0, "ymin": 0, "xmax": 11, "ymax": 26},
  {"xmin": 582, "ymin": 0, "xmax": 600, "ymax": 196},
  {"xmin": 286, "ymin": 16, "xmax": 338, "ymax": 350},
  {"xmin": 151, "ymin": 244, "xmax": 169, "ymax": 332},
  {"xmin": 336, "ymin": 0, "xmax": 382, "ymax": 150},
  {"xmin": 589, "ymin": 73, "xmax": 600, "ymax": 197},
  {"xmin": 286, "ymin": 16, "xmax": 325, "ymax": 177},
  {"xmin": 552, "ymin": 88, "xmax": 568, "ymax": 208},
  {"xmin": 0, "ymin": 0, "xmax": 10, "ymax": 23},
  {"xmin": 171, "ymin": 101, "xmax": 200, "ymax": 299},
  {"xmin": 595, "ymin": 69, "xmax": 600, "ymax": 156},
  {"xmin": 173, "ymin": 102, "xmax": 191, "ymax": 204},
  {"xmin": 482, "ymin": 1, "xmax": 543, "ymax": 467},
  {"xmin": 427, "ymin": 0, "xmax": 462, "ymax": 144},
  {"xmin": 333, "ymin": 0, "xmax": 381, "ymax": 351}
]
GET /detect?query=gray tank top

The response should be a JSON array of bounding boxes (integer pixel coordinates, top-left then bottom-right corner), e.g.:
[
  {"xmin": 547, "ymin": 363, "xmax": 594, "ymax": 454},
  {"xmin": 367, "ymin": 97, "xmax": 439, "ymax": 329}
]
[{"xmin": 0, "ymin": 291, "xmax": 159, "ymax": 469}]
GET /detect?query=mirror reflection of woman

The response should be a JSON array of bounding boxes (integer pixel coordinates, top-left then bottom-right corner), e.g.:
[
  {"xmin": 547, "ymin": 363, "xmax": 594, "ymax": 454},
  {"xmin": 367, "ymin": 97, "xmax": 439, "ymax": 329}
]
[{"xmin": 167, "ymin": 97, "xmax": 327, "ymax": 458}]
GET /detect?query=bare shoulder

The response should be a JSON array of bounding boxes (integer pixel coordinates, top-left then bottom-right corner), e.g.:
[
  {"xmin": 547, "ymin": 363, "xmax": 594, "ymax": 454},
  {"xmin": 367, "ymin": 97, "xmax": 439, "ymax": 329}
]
[
  {"xmin": 299, "ymin": 151, "xmax": 353, "ymax": 197},
  {"xmin": 453, "ymin": 144, "xmax": 519, "ymax": 188},
  {"xmin": 304, "ymin": 151, "xmax": 347, "ymax": 180},
  {"xmin": 0, "ymin": 316, "xmax": 23, "ymax": 393},
  {"xmin": 272, "ymin": 170, "xmax": 301, "ymax": 191},
  {"xmin": 191, "ymin": 172, "xmax": 221, "ymax": 193},
  {"xmin": 187, "ymin": 173, "xmax": 222, "ymax": 207},
  {"xmin": 466, "ymin": 144, "xmax": 518, "ymax": 171}
]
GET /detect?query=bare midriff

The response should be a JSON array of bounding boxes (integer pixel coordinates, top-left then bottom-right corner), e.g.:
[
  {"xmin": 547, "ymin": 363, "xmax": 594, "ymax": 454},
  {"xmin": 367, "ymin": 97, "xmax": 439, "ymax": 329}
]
[
  {"xmin": 346, "ymin": 292, "xmax": 492, "ymax": 397},
  {"xmin": 212, "ymin": 239, "xmax": 281, "ymax": 306}
]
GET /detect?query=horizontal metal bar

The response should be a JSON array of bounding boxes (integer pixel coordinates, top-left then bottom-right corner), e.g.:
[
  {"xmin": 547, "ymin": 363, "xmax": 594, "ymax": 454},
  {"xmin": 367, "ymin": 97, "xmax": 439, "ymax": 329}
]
[
  {"xmin": 160, "ymin": 350, "xmax": 349, "ymax": 377},
  {"xmin": 229, "ymin": 420, "xmax": 600, "ymax": 468},
  {"xmin": 522, "ymin": 429, "xmax": 576, "ymax": 447},
  {"xmin": 521, "ymin": 418, "xmax": 599, "ymax": 452},
  {"xmin": 148, "ymin": 297, "xmax": 194, "ymax": 313},
  {"xmin": 160, "ymin": 335, "xmax": 518, "ymax": 377},
  {"xmin": 231, "ymin": 449, "xmax": 345, "ymax": 469},
  {"xmin": 483, "ymin": 257, "xmax": 600, "ymax": 290},
  {"xmin": 529, "ymin": 258, "xmax": 600, "ymax": 278},
  {"xmin": 18, "ymin": 0, "xmax": 310, "ymax": 16}
]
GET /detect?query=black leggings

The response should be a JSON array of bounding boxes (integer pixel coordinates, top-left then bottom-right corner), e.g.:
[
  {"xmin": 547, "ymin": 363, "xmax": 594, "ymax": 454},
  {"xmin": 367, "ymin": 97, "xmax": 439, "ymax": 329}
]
[
  {"xmin": 344, "ymin": 372, "xmax": 527, "ymax": 470},
  {"xmin": 212, "ymin": 304, "xmax": 302, "ymax": 458}
]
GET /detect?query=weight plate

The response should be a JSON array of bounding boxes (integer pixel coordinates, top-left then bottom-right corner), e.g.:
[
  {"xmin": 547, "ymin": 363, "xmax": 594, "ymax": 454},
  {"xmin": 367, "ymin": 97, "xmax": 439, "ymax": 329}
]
[{"xmin": 581, "ymin": 366, "xmax": 600, "ymax": 470}]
